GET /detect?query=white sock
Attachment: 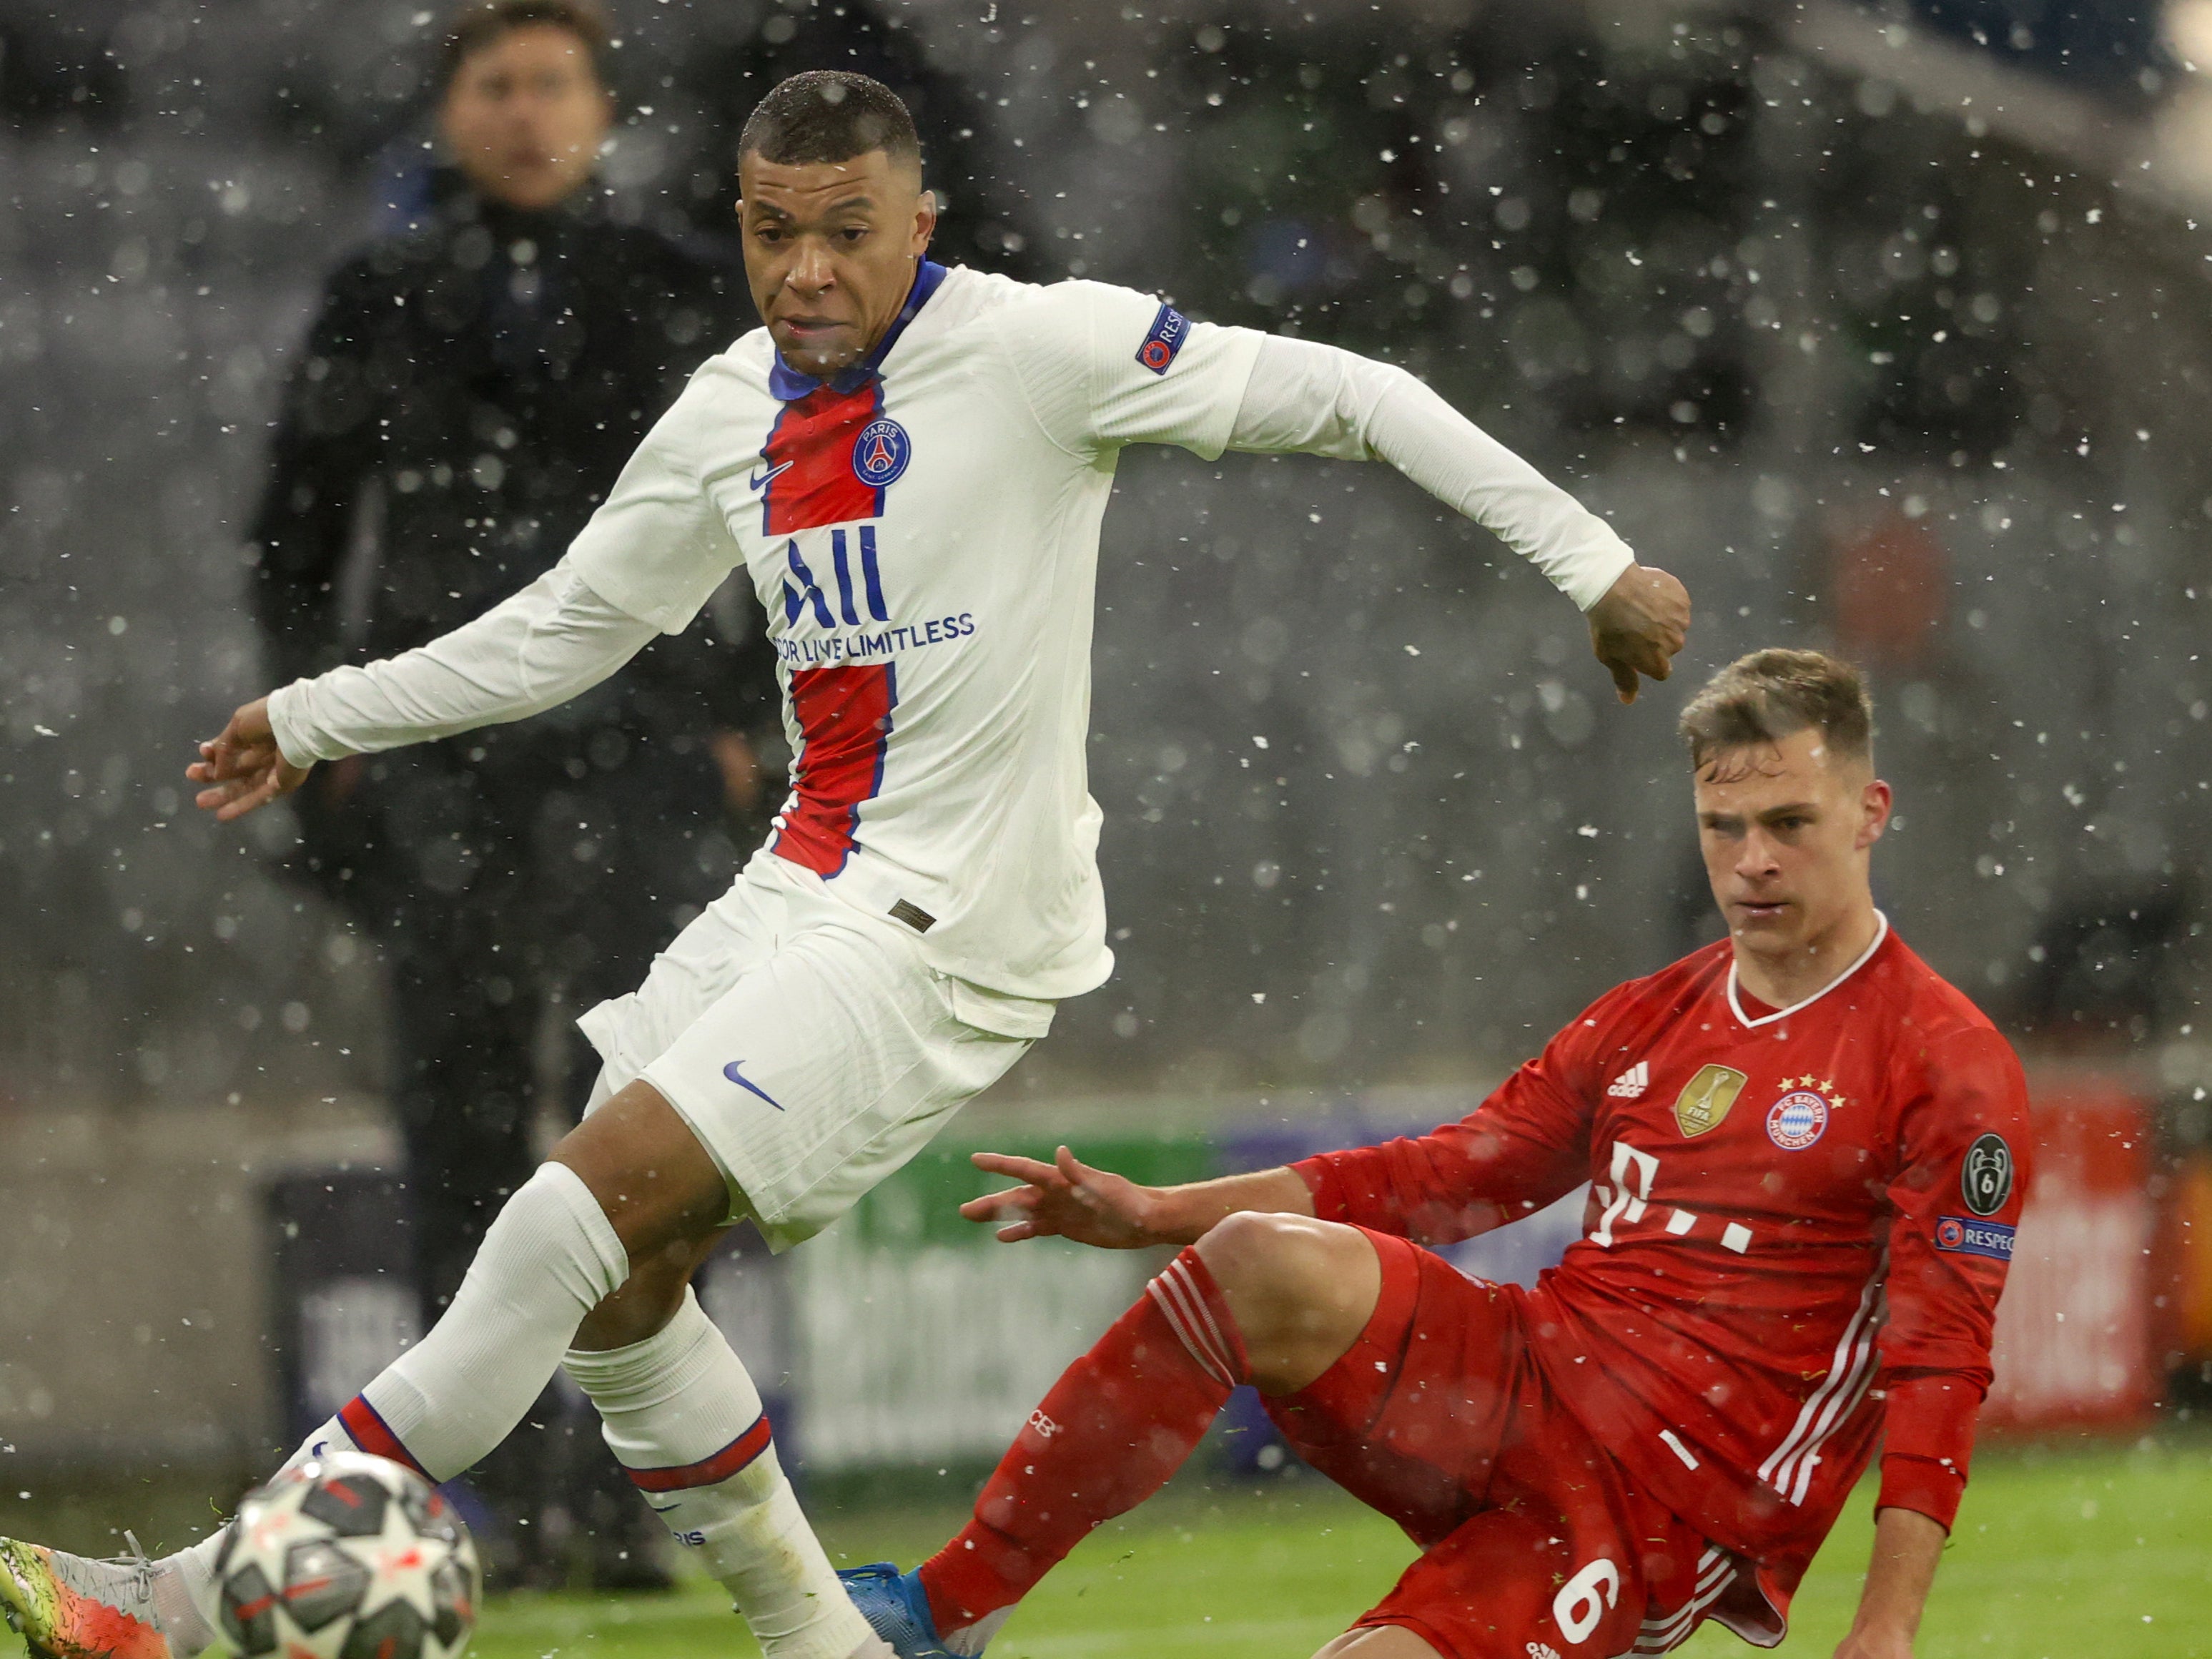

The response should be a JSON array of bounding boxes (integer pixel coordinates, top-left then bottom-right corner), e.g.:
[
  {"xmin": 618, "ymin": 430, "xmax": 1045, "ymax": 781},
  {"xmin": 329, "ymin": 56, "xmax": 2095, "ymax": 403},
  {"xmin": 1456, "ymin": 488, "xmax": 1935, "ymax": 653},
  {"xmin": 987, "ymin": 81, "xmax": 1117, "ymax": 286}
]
[
  {"xmin": 563, "ymin": 1289, "xmax": 874, "ymax": 1659},
  {"xmin": 161, "ymin": 1162, "xmax": 627, "ymax": 1639},
  {"xmin": 157, "ymin": 1402, "xmax": 370, "ymax": 1653},
  {"xmin": 367, "ymin": 1161, "xmax": 629, "ymax": 1478}
]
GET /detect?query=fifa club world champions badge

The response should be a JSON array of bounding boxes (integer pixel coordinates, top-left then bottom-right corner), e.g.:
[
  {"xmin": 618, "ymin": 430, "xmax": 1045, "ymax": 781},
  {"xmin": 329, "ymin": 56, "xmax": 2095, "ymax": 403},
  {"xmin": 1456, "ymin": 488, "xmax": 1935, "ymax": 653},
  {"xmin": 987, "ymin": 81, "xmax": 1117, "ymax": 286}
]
[{"xmin": 1672, "ymin": 1063, "xmax": 1745, "ymax": 1137}]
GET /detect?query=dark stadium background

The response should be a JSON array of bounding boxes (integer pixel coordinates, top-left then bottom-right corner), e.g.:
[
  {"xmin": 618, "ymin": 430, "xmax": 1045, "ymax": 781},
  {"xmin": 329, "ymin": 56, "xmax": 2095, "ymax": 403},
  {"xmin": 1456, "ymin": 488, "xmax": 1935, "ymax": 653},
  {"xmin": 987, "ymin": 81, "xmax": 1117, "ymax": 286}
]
[{"xmin": 0, "ymin": 0, "xmax": 2207, "ymax": 1570}]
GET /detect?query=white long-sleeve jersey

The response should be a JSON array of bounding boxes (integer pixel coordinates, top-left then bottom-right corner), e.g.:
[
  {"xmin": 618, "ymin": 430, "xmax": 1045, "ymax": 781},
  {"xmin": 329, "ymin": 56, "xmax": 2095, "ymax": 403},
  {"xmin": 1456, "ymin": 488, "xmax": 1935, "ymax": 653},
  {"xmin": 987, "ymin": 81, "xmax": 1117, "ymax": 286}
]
[{"xmin": 270, "ymin": 262, "xmax": 1634, "ymax": 1001}]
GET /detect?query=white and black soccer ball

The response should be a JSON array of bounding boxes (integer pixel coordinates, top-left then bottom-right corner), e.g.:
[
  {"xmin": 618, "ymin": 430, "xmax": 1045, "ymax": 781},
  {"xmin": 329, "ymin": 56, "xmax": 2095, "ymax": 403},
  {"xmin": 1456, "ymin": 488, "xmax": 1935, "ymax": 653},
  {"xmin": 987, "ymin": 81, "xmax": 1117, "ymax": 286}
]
[{"xmin": 216, "ymin": 1451, "xmax": 480, "ymax": 1659}]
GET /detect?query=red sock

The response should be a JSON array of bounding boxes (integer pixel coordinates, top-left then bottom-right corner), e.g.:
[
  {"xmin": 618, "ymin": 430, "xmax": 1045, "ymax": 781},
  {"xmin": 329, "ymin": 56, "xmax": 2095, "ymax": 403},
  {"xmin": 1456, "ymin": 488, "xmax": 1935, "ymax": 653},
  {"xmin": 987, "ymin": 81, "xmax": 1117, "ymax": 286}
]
[{"xmin": 920, "ymin": 1248, "xmax": 1248, "ymax": 1635}]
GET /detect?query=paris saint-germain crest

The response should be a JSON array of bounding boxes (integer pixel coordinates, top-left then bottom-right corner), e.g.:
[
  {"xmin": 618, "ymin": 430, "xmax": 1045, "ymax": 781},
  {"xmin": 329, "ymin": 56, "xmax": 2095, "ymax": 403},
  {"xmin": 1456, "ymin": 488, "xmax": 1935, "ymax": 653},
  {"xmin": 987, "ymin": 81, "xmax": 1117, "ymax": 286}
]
[{"xmin": 851, "ymin": 418, "xmax": 912, "ymax": 487}]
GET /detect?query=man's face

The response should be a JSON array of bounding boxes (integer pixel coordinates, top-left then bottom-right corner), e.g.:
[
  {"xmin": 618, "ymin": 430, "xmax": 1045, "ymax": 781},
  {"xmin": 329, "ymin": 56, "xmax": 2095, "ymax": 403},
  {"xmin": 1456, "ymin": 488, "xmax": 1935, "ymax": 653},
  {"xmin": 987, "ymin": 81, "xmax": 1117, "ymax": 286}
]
[
  {"xmin": 738, "ymin": 148, "xmax": 936, "ymax": 378},
  {"xmin": 438, "ymin": 25, "xmax": 611, "ymax": 212},
  {"xmin": 1693, "ymin": 725, "xmax": 1891, "ymax": 963}
]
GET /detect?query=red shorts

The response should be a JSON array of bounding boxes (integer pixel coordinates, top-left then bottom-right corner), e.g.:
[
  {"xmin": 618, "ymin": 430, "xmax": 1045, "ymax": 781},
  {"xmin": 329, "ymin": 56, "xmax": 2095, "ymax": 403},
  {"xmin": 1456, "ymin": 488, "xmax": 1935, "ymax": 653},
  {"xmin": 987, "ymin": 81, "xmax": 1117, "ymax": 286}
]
[{"xmin": 1261, "ymin": 1231, "xmax": 1738, "ymax": 1659}]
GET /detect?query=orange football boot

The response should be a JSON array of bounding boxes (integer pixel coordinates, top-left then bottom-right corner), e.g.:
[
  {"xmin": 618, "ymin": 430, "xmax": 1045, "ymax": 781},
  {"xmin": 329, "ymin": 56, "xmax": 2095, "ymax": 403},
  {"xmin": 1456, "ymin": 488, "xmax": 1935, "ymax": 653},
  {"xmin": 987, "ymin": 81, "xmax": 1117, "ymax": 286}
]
[{"xmin": 0, "ymin": 1539, "xmax": 177, "ymax": 1659}]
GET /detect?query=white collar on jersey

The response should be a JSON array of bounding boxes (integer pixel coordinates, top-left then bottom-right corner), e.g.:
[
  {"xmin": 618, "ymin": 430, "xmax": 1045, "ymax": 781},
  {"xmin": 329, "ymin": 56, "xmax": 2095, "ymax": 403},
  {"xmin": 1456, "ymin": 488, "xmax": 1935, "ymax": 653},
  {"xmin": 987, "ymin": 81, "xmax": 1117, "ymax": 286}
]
[{"xmin": 1725, "ymin": 910, "xmax": 1890, "ymax": 1030}]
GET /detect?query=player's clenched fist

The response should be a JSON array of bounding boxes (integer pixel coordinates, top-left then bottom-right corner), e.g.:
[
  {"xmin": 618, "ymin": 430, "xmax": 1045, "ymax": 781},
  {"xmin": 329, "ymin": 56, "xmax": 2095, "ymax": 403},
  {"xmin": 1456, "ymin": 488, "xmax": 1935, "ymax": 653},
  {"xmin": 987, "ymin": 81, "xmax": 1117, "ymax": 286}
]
[
  {"xmin": 962, "ymin": 1146, "xmax": 1167, "ymax": 1249},
  {"xmin": 1587, "ymin": 563, "xmax": 1692, "ymax": 704},
  {"xmin": 188, "ymin": 695, "xmax": 314, "ymax": 822}
]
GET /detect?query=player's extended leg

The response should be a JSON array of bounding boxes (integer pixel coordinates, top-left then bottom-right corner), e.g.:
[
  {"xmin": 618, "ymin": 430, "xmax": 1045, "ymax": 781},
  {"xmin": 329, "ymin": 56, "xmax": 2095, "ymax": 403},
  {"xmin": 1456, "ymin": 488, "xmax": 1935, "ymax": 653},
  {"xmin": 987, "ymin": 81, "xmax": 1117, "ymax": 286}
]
[
  {"xmin": 0, "ymin": 1084, "xmax": 754, "ymax": 1659},
  {"xmin": 554, "ymin": 1097, "xmax": 884, "ymax": 1659},
  {"xmin": 843, "ymin": 1214, "xmax": 1383, "ymax": 1658},
  {"xmin": 550, "ymin": 858, "xmax": 1044, "ymax": 1659}
]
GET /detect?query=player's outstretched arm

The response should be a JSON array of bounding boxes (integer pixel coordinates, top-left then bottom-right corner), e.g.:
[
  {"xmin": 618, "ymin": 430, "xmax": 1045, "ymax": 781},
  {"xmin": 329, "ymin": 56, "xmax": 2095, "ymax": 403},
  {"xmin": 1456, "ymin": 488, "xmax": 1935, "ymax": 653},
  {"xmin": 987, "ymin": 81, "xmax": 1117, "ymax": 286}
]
[
  {"xmin": 189, "ymin": 363, "xmax": 751, "ymax": 823},
  {"xmin": 188, "ymin": 695, "xmax": 312, "ymax": 821},
  {"xmin": 1832, "ymin": 1506, "xmax": 1944, "ymax": 1659},
  {"xmin": 187, "ymin": 561, "xmax": 663, "ymax": 824},
  {"xmin": 961, "ymin": 1146, "xmax": 1314, "ymax": 1249}
]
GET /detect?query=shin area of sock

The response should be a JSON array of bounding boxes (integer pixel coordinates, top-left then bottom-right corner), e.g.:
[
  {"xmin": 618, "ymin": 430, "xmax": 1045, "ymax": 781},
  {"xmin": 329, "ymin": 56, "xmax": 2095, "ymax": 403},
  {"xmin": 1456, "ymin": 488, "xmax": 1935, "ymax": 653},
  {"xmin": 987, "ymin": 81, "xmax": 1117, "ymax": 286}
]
[
  {"xmin": 920, "ymin": 1249, "xmax": 1245, "ymax": 1635},
  {"xmin": 360, "ymin": 1161, "xmax": 628, "ymax": 1481},
  {"xmin": 564, "ymin": 1292, "xmax": 871, "ymax": 1659},
  {"xmin": 563, "ymin": 1289, "xmax": 758, "ymax": 1464},
  {"xmin": 681, "ymin": 1444, "xmax": 873, "ymax": 1659}
]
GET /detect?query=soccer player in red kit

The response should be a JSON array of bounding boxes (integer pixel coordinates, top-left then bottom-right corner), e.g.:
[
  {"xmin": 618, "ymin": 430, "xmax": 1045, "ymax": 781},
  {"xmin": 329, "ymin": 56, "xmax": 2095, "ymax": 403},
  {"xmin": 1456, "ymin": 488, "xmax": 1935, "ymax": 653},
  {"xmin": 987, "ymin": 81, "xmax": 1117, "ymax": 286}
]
[{"xmin": 839, "ymin": 648, "xmax": 2030, "ymax": 1659}]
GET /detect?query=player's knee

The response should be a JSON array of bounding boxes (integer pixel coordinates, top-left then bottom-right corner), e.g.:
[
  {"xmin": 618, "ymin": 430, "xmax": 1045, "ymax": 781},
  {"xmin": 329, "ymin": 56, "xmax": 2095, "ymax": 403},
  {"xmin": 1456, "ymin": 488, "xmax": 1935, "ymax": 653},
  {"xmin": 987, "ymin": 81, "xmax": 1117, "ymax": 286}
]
[
  {"xmin": 573, "ymin": 1236, "xmax": 696, "ymax": 1351},
  {"xmin": 1195, "ymin": 1210, "xmax": 1303, "ymax": 1293},
  {"xmin": 550, "ymin": 1078, "xmax": 731, "ymax": 1261},
  {"xmin": 1197, "ymin": 1212, "xmax": 1365, "ymax": 1329}
]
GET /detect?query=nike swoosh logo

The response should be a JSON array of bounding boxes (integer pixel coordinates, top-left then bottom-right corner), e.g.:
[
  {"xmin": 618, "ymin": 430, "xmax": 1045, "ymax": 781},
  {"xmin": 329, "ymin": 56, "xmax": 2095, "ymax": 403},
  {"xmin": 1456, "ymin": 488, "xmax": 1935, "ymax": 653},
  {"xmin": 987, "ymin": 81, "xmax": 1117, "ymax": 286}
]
[
  {"xmin": 645, "ymin": 1499, "xmax": 681, "ymax": 1513},
  {"xmin": 747, "ymin": 461, "xmax": 792, "ymax": 493},
  {"xmin": 722, "ymin": 1061, "xmax": 785, "ymax": 1111}
]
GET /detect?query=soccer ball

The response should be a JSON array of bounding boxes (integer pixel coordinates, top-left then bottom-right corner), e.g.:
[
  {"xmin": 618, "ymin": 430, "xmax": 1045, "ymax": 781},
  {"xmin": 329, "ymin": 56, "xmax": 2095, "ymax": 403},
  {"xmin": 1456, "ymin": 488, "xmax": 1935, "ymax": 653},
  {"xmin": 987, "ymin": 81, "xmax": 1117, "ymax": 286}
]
[{"xmin": 215, "ymin": 1452, "xmax": 480, "ymax": 1659}]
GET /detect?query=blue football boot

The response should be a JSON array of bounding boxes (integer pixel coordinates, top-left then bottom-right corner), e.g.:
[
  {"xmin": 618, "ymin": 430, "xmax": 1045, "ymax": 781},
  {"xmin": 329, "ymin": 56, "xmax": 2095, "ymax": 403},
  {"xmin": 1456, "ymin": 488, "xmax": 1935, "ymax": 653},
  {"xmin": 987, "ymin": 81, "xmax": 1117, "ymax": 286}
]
[{"xmin": 836, "ymin": 1564, "xmax": 959, "ymax": 1659}]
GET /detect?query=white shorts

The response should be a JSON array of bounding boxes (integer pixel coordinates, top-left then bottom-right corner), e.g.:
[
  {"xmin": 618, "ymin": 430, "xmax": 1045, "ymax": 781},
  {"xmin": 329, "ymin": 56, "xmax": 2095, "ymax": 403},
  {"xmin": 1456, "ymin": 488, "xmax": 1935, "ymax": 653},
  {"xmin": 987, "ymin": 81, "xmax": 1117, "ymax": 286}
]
[{"xmin": 576, "ymin": 848, "xmax": 1054, "ymax": 1252}]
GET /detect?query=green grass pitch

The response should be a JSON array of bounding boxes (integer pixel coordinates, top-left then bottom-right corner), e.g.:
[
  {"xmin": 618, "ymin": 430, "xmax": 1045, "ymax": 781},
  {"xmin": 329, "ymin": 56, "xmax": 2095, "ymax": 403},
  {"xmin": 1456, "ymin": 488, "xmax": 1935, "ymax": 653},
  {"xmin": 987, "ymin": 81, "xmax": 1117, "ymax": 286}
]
[{"xmin": 468, "ymin": 1433, "xmax": 2212, "ymax": 1659}]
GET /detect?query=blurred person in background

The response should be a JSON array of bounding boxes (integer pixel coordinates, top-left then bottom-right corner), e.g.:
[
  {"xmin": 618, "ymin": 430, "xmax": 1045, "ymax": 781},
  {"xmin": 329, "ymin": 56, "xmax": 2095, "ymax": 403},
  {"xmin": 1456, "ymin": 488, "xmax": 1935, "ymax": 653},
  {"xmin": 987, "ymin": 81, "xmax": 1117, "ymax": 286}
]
[{"xmin": 250, "ymin": 0, "xmax": 774, "ymax": 1590}]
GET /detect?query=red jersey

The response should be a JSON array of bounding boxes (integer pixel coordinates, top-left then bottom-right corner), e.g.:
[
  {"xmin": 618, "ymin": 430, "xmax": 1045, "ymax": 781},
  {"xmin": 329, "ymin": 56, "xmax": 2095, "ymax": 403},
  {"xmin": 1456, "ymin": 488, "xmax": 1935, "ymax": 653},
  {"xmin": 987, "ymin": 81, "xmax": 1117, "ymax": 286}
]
[{"xmin": 1295, "ymin": 919, "xmax": 2030, "ymax": 1615}]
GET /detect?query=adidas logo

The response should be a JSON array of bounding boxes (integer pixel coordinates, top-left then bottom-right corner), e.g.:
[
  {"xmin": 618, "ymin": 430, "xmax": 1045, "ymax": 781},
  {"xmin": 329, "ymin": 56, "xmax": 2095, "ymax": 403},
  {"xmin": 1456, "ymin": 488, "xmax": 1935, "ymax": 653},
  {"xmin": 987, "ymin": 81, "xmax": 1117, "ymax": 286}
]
[{"xmin": 1607, "ymin": 1061, "xmax": 1649, "ymax": 1099}]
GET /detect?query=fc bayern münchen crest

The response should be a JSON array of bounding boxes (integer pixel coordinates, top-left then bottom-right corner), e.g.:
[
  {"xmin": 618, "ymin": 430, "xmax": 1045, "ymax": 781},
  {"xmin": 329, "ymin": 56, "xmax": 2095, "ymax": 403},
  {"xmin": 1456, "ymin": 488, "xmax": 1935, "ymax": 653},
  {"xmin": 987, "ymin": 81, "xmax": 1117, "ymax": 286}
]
[
  {"xmin": 1765, "ymin": 1089, "xmax": 1830, "ymax": 1151},
  {"xmin": 851, "ymin": 417, "xmax": 912, "ymax": 486}
]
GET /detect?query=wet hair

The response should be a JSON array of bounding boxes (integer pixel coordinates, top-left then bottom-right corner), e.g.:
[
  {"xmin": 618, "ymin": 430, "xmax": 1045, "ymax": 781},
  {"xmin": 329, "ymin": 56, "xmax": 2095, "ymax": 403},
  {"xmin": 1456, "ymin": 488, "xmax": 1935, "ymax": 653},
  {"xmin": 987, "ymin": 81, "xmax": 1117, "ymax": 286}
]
[
  {"xmin": 1678, "ymin": 649, "xmax": 1875, "ymax": 772},
  {"xmin": 739, "ymin": 71, "xmax": 922, "ymax": 170},
  {"xmin": 440, "ymin": 0, "xmax": 610, "ymax": 89}
]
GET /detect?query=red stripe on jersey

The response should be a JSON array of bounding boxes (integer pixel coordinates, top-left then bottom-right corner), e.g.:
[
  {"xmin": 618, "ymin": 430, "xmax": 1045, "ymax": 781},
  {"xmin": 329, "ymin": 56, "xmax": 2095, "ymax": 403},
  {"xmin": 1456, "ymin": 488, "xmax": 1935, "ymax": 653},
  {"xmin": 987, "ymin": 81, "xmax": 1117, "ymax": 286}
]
[
  {"xmin": 337, "ymin": 1394, "xmax": 428, "ymax": 1479},
  {"xmin": 624, "ymin": 1414, "xmax": 774, "ymax": 1493},
  {"xmin": 762, "ymin": 383, "xmax": 883, "ymax": 533},
  {"xmin": 774, "ymin": 662, "xmax": 897, "ymax": 877}
]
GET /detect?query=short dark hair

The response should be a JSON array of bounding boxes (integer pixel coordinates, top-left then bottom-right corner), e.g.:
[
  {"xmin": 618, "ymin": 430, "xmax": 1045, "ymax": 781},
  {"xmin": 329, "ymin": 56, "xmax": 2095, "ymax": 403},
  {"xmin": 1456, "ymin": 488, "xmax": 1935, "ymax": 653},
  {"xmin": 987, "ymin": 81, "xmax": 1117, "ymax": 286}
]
[
  {"xmin": 739, "ymin": 71, "xmax": 921, "ymax": 169},
  {"xmin": 440, "ymin": 0, "xmax": 610, "ymax": 88},
  {"xmin": 1678, "ymin": 649, "xmax": 1875, "ymax": 772}
]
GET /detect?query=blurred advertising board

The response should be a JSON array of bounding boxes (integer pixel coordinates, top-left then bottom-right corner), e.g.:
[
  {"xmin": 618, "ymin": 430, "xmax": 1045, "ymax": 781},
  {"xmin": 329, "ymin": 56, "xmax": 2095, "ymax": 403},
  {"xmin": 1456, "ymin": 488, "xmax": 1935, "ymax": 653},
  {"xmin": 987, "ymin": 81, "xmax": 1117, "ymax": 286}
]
[{"xmin": 1983, "ymin": 1079, "xmax": 2158, "ymax": 1429}]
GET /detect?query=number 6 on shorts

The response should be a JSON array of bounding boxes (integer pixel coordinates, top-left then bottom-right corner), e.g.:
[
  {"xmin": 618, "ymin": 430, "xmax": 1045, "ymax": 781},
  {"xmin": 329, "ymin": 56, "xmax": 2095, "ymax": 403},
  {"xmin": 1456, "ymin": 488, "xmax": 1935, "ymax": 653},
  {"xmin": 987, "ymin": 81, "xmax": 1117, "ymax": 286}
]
[{"xmin": 1552, "ymin": 1557, "xmax": 1621, "ymax": 1645}]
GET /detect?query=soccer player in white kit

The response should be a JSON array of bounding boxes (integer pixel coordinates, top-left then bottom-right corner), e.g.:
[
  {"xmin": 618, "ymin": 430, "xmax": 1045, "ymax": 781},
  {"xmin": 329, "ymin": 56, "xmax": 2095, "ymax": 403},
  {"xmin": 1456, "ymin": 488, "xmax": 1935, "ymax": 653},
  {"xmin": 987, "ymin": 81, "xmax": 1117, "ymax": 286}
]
[{"xmin": 0, "ymin": 71, "xmax": 1689, "ymax": 1659}]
